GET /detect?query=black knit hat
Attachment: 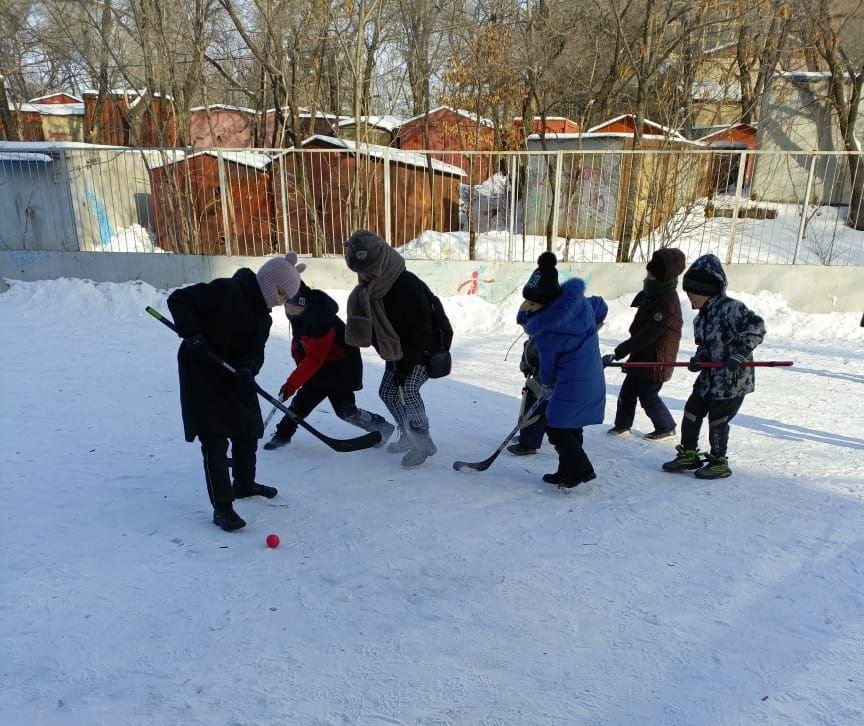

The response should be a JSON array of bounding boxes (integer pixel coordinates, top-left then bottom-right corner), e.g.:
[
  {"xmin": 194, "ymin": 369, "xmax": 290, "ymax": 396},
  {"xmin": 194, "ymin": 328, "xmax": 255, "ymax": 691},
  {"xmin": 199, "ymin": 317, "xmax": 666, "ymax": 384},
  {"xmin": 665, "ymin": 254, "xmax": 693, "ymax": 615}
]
[
  {"xmin": 683, "ymin": 268, "xmax": 722, "ymax": 296},
  {"xmin": 522, "ymin": 251, "xmax": 561, "ymax": 305}
]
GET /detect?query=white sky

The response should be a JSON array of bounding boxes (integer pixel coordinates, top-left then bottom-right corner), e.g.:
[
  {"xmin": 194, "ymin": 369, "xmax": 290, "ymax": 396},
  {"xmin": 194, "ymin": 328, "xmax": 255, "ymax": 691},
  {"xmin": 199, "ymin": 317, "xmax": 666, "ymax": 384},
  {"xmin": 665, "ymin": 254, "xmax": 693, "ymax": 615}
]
[{"xmin": 1, "ymin": 276, "xmax": 863, "ymax": 725}]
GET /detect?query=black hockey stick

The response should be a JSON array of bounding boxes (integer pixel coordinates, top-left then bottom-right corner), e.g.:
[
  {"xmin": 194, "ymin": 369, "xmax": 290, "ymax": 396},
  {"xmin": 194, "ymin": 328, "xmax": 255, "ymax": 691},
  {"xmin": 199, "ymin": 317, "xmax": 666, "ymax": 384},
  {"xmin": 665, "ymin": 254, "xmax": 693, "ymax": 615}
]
[
  {"xmin": 146, "ymin": 306, "xmax": 381, "ymax": 453},
  {"xmin": 453, "ymin": 397, "xmax": 544, "ymax": 472}
]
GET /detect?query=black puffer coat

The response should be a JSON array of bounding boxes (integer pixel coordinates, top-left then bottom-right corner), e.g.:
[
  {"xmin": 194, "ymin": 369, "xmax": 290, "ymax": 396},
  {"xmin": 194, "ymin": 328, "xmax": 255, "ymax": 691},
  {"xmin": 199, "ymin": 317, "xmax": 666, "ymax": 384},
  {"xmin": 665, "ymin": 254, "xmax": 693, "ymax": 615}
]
[
  {"xmin": 167, "ymin": 268, "xmax": 272, "ymax": 442},
  {"xmin": 379, "ymin": 270, "xmax": 436, "ymax": 376}
]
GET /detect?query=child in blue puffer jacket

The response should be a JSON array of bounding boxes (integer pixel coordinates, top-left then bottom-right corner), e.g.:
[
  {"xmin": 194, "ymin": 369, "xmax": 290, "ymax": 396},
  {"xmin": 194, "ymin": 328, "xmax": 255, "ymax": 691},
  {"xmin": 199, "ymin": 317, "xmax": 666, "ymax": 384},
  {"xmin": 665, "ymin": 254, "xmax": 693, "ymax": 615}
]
[{"xmin": 518, "ymin": 252, "xmax": 608, "ymax": 490}]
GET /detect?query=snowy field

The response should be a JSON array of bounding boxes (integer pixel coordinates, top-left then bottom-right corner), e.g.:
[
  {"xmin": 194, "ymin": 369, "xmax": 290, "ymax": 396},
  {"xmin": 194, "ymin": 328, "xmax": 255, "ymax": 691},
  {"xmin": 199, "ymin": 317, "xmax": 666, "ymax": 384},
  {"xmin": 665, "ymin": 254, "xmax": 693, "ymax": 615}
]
[{"xmin": 1, "ymin": 277, "xmax": 863, "ymax": 725}]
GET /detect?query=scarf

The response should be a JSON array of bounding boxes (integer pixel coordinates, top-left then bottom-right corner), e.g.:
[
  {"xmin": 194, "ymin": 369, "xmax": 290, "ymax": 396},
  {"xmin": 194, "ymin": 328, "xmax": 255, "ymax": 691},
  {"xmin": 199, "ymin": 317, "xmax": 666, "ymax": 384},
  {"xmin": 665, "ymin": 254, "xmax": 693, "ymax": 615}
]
[
  {"xmin": 345, "ymin": 245, "xmax": 406, "ymax": 361},
  {"xmin": 643, "ymin": 277, "xmax": 678, "ymax": 298}
]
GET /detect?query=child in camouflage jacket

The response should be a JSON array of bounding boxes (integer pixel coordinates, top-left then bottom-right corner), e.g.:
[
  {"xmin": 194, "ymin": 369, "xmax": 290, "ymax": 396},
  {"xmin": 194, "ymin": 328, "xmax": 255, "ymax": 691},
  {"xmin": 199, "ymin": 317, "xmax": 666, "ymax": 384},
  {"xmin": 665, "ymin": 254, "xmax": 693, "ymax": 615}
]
[{"xmin": 662, "ymin": 254, "xmax": 766, "ymax": 479}]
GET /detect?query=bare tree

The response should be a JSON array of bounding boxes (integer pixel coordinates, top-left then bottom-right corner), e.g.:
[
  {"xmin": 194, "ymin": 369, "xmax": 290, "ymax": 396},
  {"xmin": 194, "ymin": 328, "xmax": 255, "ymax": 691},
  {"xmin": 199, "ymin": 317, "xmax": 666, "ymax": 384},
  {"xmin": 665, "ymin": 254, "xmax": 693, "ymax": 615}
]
[{"xmin": 798, "ymin": 0, "xmax": 864, "ymax": 230}]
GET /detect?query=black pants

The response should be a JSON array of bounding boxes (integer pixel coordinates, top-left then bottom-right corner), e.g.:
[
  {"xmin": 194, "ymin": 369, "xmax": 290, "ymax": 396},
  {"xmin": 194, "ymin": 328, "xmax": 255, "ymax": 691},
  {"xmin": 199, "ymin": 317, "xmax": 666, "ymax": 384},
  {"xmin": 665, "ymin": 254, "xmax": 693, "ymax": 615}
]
[
  {"xmin": 275, "ymin": 387, "xmax": 377, "ymax": 439},
  {"xmin": 546, "ymin": 427, "xmax": 595, "ymax": 481},
  {"xmin": 200, "ymin": 436, "xmax": 257, "ymax": 507},
  {"xmin": 681, "ymin": 392, "xmax": 744, "ymax": 456},
  {"xmin": 614, "ymin": 374, "xmax": 676, "ymax": 431}
]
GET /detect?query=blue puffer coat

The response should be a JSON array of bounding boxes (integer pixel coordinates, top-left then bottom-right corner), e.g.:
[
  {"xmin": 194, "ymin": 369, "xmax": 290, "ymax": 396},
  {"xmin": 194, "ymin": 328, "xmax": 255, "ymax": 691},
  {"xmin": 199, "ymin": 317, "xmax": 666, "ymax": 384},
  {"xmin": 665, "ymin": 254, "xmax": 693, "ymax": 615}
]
[{"xmin": 520, "ymin": 278, "xmax": 608, "ymax": 428}]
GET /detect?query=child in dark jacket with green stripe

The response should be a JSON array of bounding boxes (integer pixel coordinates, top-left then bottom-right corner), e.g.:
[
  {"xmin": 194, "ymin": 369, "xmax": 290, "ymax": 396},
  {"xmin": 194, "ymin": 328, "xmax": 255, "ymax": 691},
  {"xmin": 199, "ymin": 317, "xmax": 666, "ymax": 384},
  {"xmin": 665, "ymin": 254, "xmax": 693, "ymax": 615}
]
[{"xmin": 603, "ymin": 248, "xmax": 685, "ymax": 441}]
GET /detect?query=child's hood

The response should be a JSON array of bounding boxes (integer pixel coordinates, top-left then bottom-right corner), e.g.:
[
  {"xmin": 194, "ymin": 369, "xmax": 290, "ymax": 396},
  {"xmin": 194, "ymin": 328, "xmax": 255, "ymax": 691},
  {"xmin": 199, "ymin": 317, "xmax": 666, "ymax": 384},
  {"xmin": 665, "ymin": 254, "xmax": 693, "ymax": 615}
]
[{"xmin": 686, "ymin": 253, "xmax": 728, "ymax": 292}]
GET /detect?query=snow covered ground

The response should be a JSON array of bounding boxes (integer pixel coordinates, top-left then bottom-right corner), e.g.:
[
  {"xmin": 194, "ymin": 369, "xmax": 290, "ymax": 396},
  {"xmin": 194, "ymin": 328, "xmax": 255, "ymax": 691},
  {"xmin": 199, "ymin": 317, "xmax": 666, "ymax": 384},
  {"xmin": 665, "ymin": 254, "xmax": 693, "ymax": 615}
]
[{"xmin": 2, "ymin": 277, "xmax": 863, "ymax": 725}]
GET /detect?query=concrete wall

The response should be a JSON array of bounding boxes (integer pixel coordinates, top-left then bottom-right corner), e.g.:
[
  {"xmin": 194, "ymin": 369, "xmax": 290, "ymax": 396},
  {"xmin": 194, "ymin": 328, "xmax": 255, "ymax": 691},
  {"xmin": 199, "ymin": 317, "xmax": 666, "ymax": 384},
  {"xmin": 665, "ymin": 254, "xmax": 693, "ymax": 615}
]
[{"xmin": 1, "ymin": 250, "xmax": 863, "ymax": 314}]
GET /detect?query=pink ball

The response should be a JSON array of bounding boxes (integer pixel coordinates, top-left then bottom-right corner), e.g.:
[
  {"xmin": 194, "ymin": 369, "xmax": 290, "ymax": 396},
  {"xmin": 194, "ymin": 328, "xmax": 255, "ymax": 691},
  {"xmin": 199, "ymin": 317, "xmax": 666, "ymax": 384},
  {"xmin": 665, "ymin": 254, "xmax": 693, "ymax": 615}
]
[{"xmin": 266, "ymin": 533, "xmax": 280, "ymax": 548}]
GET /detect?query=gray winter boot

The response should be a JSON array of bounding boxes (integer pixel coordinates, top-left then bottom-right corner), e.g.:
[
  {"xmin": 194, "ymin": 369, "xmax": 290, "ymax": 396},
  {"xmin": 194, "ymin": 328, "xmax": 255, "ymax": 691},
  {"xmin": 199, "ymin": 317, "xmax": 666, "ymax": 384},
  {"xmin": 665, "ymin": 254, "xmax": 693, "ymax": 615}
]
[
  {"xmin": 344, "ymin": 410, "xmax": 395, "ymax": 448},
  {"xmin": 401, "ymin": 427, "xmax": 437, "ymax": 468},
  {"xmin": 387, "ymin": 424, "xmax": 412, "ymax": 453}
]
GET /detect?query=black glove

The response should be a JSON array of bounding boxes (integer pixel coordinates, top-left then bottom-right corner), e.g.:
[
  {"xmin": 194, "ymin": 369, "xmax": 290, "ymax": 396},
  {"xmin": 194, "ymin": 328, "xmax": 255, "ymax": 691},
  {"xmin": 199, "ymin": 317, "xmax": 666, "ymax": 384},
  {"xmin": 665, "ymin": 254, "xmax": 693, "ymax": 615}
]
[
  {"xmin": 184, "ymin": 333, "xmax": 211, "ymax": 364},
  {"xmin": 725, "ymin": 354, "xmax": 745, "ymax": 371},
  {"xmin": 601, "ymin": 353, "xmax": 616, "ymax": 368},
  {"xmin": 234, "ymin": 367, "xmax": 256, "ymax": 393},
  {"xmin": 393, "ymin": 368, "xmax": 406, "ymax": 388},
  {"xmin": 688, "ymin": 356, "xmax": 703, "ymax": 373}
]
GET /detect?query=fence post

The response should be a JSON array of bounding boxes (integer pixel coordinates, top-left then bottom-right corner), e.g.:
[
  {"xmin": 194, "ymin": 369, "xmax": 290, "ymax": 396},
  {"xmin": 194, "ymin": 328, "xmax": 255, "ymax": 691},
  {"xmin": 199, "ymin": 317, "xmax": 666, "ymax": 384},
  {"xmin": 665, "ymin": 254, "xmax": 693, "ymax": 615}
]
[
  {"xmin": 383, "ymin": 146, "xmax": 392, "ymax": 244},
  {"xmin": 508, "ymin": 154, "xmax": 517, "ymax": 260},
  {"xmin": 216, "ymin": 150, "xmax": 232, "ymax": 255},
  {"xmin": 725, "ymin": 149, "xmax": 749, "ymax": 265},
  {"xmin": 278, "ymin": 152, "xmax": 289, "ymax": 254},
  {"xmin": 551, "ymin": 150, "xmax": 563, "ymax": 246},
  {"xmin": 793, "ymin": 152, "xmax": 817, "ymax": 264}
]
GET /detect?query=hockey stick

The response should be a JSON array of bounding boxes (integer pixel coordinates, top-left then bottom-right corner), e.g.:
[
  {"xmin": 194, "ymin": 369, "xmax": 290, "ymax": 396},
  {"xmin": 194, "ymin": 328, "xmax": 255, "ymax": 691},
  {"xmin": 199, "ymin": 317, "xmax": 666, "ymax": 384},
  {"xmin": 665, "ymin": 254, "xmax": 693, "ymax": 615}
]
[
  {"xmin": 453, "ymin": 397, "xmax": 544, "ymax": 473},
  {"xmin": 606, "ymin": 360, "xmax": 793, "ymax": 368},
  {"xmin": 146, "ymin": 306, "xmax": 381, "ymax": 453}
]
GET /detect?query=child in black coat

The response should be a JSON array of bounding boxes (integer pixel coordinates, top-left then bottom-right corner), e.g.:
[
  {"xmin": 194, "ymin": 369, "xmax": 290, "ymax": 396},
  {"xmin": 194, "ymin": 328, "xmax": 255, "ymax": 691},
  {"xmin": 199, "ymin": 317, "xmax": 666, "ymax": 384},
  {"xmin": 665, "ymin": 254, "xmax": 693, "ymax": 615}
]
[{"xmin": 264, "ymin": 281, "xmax": 394, "ymax": 450}]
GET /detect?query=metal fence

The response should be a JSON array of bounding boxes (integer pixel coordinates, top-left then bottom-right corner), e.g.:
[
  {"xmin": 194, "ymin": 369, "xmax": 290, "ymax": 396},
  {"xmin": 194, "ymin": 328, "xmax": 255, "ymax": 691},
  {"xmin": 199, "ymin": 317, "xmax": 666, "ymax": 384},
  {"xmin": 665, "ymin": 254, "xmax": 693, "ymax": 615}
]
[{"xmin": 1, "ymin": 145, "xmax": 863, "ymax": 265}]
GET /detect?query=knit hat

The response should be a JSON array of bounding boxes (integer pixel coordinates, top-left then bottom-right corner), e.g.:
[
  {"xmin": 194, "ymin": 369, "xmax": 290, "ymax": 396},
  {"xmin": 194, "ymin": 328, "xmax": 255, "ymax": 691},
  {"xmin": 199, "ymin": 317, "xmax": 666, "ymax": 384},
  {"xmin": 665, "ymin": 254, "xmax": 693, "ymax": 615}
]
[
  {"xmin": 646, "ymin": 248, "xmax": 686, "ymax": 282},
  {"xmin": 682, "ymin": 268, "xmax": 722, "ymax": 296},
  {"xmin": 344, "ymin": 230, "xmax": 387, "ymax": 274},
  {"xmin": 256, "ymin": 252, "xmax": 305, "ymax": 308},
  {"xmin": 522, "ymin": 251, "xmax": 561, "ymax": 305}
]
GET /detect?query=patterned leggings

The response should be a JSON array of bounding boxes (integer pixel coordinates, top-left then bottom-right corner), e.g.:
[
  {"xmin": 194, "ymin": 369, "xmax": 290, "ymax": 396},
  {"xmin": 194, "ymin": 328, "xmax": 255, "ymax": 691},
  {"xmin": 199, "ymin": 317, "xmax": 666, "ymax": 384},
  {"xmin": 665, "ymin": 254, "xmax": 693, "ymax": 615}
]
[{"xmin": 379, "ymin": 363, "xmax": 429, "ymax": 432}]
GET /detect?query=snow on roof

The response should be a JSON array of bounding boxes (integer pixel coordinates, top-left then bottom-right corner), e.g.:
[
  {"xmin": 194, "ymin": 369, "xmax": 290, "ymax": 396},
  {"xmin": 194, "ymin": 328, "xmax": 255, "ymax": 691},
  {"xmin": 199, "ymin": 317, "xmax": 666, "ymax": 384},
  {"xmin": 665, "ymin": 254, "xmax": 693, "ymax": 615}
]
[
  {"xmin": 525, "ymin": 131, "xmax": 705, "ymax": 147},
  {"xmin": 0, "ymin": 151, "xmax": 54, "ymax": 163},
  {"xmin": 81, "ymin": 89, "xmax": 173, "ymax": 100},
  {"xmin": 302, "ymin": 135, "xmax": 465, "ymax": 176},
  {"xmin": 29, "ymin": 102, "xmax": 85, "ymax": 116},
  {"xmin": 400, "ymin": 106, "xmax": 495, "ymax": 129},
  {"xmin": 190, "ymin": 104, "xmax": 257, "ymax": 115},
  {"xmin": 0, "ymin": 140, "xmax": 130, "ymax": 152},
  {"xmin": 336, "ymin": 115, "xmax": 404, "ymax": 132},
  {"xmin": 148, "ymin": 149, "xmax": 274, "ymax": 170},
  {"xmin": 28, "ymin": 93, "xmax": 83, "ymax": 104},
  {"xmin": 586, "ymin": 114, "xmax": 688, "ymax": 141},
  {"xmin": 265, "ymin": 107, "xmax": 343, "ymax": 121}
]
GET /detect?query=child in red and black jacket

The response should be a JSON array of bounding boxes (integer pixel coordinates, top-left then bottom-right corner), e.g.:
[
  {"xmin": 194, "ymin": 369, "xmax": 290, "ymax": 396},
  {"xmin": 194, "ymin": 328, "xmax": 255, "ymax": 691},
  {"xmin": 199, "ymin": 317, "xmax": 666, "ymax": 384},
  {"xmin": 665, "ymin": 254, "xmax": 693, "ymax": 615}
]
[{"xmin": 263, "ymin": 281, "xmax": 394, "ymax": 450}]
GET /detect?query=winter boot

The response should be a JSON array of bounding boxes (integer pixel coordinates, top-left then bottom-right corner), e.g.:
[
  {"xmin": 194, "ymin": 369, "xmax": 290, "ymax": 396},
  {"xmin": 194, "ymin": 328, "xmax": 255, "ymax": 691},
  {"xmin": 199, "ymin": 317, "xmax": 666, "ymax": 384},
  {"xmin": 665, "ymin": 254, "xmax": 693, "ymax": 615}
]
[
  {"xmin": 234, "ymin": 482, "xmax": 278, "ymax": 499},
  {"xmin": 263, "ymin": 432, "xmax": 291, "ymax": 450},
  {"xmin": 401, "ymin": 427, "xmax": 437, "ymax": 468},
  {"xmin": 694, "ymin": 454, "xmax": 732, "ymax": 479},
  {"xmin": 507, "ymin": 442, "xmax": 538, "ymax": 456},
  {"xmin": 542, "ymin": 472, "xmax": 564, "ymax": 485},
  {"xmin": 645, "ymin": 428, "xmax": 676, "ymax": 441},
  {"xmin": 345, "ymin": 410, "xmax": 395, "ymax": 448},
  {"xmin": 213, "ymin": 504, "xmax": 246, "ymax": 532},
  {"xmin": 662, "ymin": 445, "xmax": 704, "ymax": 472},
  {"xmin": 607, "ymin": 426, "xmax": 630, "ymax": 436},
  {"xmin": 387, "ymin": 425, "xmax": 411, "ymax": 454}
]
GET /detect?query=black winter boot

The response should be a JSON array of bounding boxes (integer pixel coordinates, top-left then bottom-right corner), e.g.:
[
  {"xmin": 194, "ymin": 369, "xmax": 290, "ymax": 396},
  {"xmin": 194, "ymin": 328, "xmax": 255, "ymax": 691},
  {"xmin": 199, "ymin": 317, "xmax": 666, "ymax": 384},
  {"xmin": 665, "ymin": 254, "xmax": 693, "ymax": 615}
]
[
  {"xmin": 694, "ymin": 455, "xmax": 732, "ymax": 479},
  {"xmin": 234, "ymin": 482, "xmax": 278, "ymax": 499},
  {"xmin": 263, "ymin": 432, "xmax": 291, "ymax": 450},
  {"xmin": 662, "ymin": 445, "xmax": 704, "ymax": 472},
  {"xmin": 213, "ymin": 505, "xmax": 246, "ymax": 532}
]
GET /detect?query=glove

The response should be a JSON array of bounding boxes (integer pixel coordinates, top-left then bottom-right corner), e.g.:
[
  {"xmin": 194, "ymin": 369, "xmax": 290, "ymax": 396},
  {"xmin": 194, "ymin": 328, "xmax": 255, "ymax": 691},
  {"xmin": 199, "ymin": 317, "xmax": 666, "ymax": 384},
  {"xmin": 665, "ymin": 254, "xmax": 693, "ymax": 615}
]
[
  {"xmin": 725, "ymin": 354, "xmax": 746, "ymax": 371},
  {"xmin": 279, "ymin": 379, "xmax": 296, "ymax": 399},
  {"xmin": 184, "ymin": 333, "xmax": 211, "ymax": 364},
  {"xmin": 688, "ymin": 356, "xmax": 703, "ymax": 373},
  {"xmin": 234, "ymin": 367, "xmax": 256, "ymax": 393},
  {"xmin": 601, "ymin": 353, "xmax": 616, "ymax": 368},
  {"xmin": 393, "ymin": 369, "xmax": 406, "ymax": 388},
  {"xmin": 541, "ymin": 384, "xmax": 555, "ymax": 401}
]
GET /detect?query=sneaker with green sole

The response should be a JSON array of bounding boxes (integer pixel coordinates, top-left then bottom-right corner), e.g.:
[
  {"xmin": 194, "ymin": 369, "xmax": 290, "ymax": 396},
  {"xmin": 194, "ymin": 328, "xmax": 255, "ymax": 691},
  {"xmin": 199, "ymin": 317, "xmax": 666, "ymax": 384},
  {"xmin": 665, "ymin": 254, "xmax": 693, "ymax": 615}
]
[
  {"xmin": 662, "ymin": 445, "xmax": 703, "ymax": 472},
  {"xmin": 694, "ymin": 455, "xmax": 732, "ymax": 479}
]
